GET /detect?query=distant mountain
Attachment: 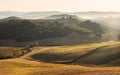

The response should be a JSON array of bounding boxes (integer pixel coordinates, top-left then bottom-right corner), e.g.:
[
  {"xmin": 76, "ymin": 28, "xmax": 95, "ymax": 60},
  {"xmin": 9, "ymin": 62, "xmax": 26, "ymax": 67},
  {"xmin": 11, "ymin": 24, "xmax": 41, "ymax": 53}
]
[
  {"xmin": 21, "ymin": 11, "xmax": 63, "ymax": 19},
  {"xmin": 74, "ymin": 11, "xmax": 120, "ymax": 14},
  {"xmin": 0, "ymin": 11, "xmax": 24, "ymax": 18},
  {"xmin": 1, "ymin": 11, "xmax": 120, "ymax": 19},
  {"xmin": 72, "ymin": 11, "xmax": 120, "ymax": 19},
  {"xmin": 45, "ymin": 14, "xmax": 78, "ymax": 19},
  {"xmin": 0, "ymin": 11, "xmax": 63, "ymax": 19},
  {"xmin": 2, "ymin": 16, "xmax": 22, "ymax": 20}
]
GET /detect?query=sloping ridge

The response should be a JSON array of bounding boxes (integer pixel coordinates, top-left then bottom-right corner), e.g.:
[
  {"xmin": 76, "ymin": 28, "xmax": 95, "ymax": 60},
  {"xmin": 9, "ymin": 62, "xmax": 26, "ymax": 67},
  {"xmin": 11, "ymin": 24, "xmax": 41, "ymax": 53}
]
[
  {"xmin": 75, "ymin": 43, "xmax": 120, "ymax": 65},
  {"xmin": 21, "ymin": 42, "xmax": 120, "ymax": 65}
]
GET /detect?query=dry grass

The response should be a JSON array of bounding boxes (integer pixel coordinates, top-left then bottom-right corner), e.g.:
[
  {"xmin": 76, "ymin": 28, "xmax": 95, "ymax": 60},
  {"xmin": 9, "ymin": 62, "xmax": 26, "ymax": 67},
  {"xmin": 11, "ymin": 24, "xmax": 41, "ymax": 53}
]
[
  {"xmin": 21, "ymin": 42, "xmax": 119, "ymax": 63},
  {"xmin": 0, "ymin": 42, "xmax": 120, "ymax": 75},
  {"xmin": 0, "ymin": 46, "xmax": 28, "ymax": 59},
  {"xmin": 0, "ymin": 58, "xmax": 120, "ymax": 75},
  {"xmin": 75, "ymin": 42, "xmax": 120, "ymax": 65}
]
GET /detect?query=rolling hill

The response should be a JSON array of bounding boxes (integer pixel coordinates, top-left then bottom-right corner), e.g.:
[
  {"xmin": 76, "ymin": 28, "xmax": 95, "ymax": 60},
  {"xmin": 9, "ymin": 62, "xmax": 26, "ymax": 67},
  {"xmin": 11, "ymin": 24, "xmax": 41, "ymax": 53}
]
[
  {"xmin": 0, "ymin": 42, "xmax": 120, "ymax": 75},
  {"xmin": 75, "ymin": 42, "xmax": 120, "ymax": 65},
  {"xmin": 21, "ymin": 42, "xmax": 120, "ymax": 66},
  {"xmin": 78, "ymin": 20, "xmax": 105, "ymax": 34},
  {"xmin": 1, "ymin": 11, "xmax": 120, "ymax": 19},
  {"xmin": 0, "ymin": 17, "xmax": 108, "ymax": 46},
  {"xmin": 0, "ymin": 11, "xmax": 63, "ymax": 19},
  {"xmin": 0, "ymin": 18, "xmax": 91, "ymax": 42}
]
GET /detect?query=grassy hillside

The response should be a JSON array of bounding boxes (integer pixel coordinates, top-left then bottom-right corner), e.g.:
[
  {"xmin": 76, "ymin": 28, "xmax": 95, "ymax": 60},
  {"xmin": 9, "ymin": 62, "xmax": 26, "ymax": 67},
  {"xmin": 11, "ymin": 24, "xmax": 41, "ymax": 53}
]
[
  {"xmin": 21, "ymin": 42, "xmax": 112, "ymax": 63},
  {"xmin": 75, "ymin": 43, "xmax": 120, "ymax": 65}
]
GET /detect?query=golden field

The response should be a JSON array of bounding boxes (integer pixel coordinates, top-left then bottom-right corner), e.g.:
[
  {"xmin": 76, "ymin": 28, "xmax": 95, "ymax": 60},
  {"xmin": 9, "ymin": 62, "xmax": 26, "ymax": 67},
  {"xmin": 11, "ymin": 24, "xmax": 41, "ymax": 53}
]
[{"xmin": 0, "ymin": 42, "xmax": 120, "ymax": 75}]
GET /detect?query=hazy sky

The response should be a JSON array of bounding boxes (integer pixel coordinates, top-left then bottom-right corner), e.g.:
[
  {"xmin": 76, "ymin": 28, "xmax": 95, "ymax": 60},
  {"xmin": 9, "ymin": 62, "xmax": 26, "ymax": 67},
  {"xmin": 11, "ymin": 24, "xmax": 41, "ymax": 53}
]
[{"xmin": 0, "ymin": 0, "xmax": 120, "ymax": 12}]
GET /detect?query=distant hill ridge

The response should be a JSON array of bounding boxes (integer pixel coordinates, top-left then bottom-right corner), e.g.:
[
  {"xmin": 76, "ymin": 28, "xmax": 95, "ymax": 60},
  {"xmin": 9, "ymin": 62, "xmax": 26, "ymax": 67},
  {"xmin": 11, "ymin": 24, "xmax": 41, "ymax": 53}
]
[
  {"xmin": 1, "ymin": 11, "xmax": 120, "ymax": 19},
  {"xmin": 2, "ymin": 16, "xmax": 22, "ymax": 20}
]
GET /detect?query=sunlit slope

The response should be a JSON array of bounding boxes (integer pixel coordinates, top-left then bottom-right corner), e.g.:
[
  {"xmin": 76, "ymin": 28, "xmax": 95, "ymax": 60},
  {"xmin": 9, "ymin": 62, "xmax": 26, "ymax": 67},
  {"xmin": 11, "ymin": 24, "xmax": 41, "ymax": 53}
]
[
  {"xmin": 21, "ymin": 42, "xmax": 114, "ymax": 64},
  {"xmin": 21, "ymin": 42, "xmax": 120, "ymax": 65},
  {"xmin": 75, "ymin": 43, "xmax": 120, "ymax": 65},
  {"xmin": 0, "ymin": 58, "xmax": 120, "ymax": 75}
]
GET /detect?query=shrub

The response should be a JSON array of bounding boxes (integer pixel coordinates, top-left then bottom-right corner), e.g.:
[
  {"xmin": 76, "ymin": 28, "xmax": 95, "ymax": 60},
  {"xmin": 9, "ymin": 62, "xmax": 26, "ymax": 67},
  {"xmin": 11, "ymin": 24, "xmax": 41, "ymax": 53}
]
[{"xmin": 0, "ymin": 47, "xmax": 28, "ymax": 59}]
